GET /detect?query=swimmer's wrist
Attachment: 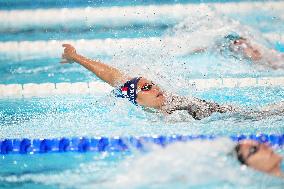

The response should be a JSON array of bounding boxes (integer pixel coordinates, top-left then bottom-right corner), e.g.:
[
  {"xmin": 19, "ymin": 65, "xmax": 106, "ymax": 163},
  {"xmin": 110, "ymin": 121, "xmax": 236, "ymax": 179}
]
[{"xmin": 70, "ymin": 53, "xmax": 80, "ymax": 62}]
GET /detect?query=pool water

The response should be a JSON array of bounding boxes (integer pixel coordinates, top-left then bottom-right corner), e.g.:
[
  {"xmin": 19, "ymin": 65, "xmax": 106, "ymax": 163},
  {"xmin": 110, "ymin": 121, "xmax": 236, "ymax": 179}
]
[
  {"xmin": 1, "ymin": 86, "xmax": 284, "ymax": 139},
  {"xmin": 1, "ymin": 0, "xmax": 284, "ymax": 188}
]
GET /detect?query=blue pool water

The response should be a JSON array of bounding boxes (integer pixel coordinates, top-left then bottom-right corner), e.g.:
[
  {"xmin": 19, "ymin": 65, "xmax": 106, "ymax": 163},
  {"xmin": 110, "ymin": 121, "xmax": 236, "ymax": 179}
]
[{"xmin": 1, "ymin": 0, "xmax": 284, "ymax": 188}]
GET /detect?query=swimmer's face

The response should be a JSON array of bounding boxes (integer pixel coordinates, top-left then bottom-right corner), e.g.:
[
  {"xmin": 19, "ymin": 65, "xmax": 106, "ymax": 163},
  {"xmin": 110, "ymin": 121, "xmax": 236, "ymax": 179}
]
[
  {"xmin": 237, "ymin": 140, "xmax": 282, "ymax": 174},
  {"xmin": 136, "ymin": 78, "xmax": 165, "ymax": 109},
  {"xmin": 230, "ymin": 38, "xmax": 248, "ymax": 52},
  {"xmin": 230, "ymin": 38, "xmax": 262, "ymax": 61}
]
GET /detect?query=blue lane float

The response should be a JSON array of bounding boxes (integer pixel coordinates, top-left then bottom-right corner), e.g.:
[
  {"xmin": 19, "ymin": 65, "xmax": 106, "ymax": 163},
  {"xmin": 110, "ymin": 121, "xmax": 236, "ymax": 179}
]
[{"xmin": 0, "ymin": 134, "xmax": 283, "ymax": 155}]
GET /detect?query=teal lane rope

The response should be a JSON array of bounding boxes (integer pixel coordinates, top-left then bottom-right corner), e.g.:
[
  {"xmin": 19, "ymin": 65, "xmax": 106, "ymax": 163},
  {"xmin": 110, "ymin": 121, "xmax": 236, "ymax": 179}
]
[{"xmin": 1, "ymin": 134, "xmax": 283, "ymax": 154}]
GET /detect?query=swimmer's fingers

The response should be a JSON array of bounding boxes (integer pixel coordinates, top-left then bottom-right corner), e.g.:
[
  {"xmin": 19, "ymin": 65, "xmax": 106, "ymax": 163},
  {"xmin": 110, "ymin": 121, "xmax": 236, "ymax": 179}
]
[
  {"xmin": 62, "ymin": 44, "xmax": 73, "ymax": 48},
  {"xmin": 62, "ymin": 44, "xmax": 76, "ymax": 54},
  {"xmin": 62, "ymin": 44, "xmax": 75, "ymax": 51},
  {"xmin": 61, "ymin": 44, "xmax": 76, "ymax": 63},
  {"xmin": 62, "ymin": 44, "xmax": 70, "ymax": 47}
]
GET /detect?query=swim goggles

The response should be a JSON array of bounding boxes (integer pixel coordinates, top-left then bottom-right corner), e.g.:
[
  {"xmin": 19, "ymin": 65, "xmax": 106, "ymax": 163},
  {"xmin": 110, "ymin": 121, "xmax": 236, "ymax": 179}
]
[
  {"xmin": 243, "ymin": 144, "xmax": 260, "ymax": 163},
  {"xmin": 136, "ymin": 82, "xmax": 155, "ymax": 94},
  {"xmin": 235, "ymin": 142, "xmax": 261, "ymax": 165}
]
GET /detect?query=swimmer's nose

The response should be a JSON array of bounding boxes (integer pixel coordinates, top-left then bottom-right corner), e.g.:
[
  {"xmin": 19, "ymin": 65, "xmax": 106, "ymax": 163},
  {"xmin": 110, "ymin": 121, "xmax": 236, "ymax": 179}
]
[
  {"xmin": 151, "ymin": 86, "xmax": 159, "ymax": 91},
  {"xmin": 154, "ymin": 88, "xmax": 163, "ymax": 94}
]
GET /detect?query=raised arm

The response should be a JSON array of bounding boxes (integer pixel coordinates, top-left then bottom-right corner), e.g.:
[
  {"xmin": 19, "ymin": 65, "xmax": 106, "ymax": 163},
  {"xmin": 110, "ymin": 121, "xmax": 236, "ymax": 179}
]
[{"xmin": 61, "ymin": 44, "xmax": 129, "ymax": 87}]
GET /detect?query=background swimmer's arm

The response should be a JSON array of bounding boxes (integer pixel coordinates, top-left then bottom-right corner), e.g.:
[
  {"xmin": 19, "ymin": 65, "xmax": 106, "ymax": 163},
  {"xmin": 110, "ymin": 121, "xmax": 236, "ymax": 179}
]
[
  {"xmin": 61, "ymin": 44, "xmax": 129, "ymax": 87},
  {"xmin": 187, "ymin": 47, "xmax": 207, "ymax": 55}
]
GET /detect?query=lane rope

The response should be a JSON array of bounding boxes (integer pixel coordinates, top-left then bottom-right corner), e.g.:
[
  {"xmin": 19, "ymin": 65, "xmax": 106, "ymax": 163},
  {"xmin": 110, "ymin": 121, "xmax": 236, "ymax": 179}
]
[
  {"xmin": 1, "ymin": 35, "xmax": 283, "ymax": 59},
  {"xmin": 1, "ymin": 1, "xmax": 283, "ymax": 32},
  {"xmin": 1, "ymin": 77, "xmax": 284, "ymax": 97},
  {"xmin": 1, "ymin": 134, "xmax": 283, "ymax": 154}
]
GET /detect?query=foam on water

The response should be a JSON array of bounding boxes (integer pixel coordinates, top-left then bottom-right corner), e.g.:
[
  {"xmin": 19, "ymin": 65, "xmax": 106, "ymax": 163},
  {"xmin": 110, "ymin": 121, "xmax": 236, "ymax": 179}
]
[{"xmin": 1, "ymin": 86, "xmax": 284, "ymax": 140}]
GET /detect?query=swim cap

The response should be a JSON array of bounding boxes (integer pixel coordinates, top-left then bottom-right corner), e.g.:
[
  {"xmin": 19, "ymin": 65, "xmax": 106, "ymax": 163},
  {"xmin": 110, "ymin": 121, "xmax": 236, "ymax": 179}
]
[
  {"xmin": 115, "ymin": 77, "xmax": 141, "ymax": 105},
  {"xmin": 224, "ymin": 32, "xmax": 241, "ymax": 42}
]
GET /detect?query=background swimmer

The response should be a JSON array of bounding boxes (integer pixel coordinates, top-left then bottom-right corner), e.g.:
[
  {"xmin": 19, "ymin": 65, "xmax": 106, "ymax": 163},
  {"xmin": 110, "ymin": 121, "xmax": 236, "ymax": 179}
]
[
  {"xmin": 106, "ymin": 138, "xmax": 283, "ymax": 189},
  {"xmin": 234, "ymin": 139, "xmax": 283, "ymax": 177},
  {"xmin": 190, "ymin": 33, "xmax": 284, "ymax": 70}
]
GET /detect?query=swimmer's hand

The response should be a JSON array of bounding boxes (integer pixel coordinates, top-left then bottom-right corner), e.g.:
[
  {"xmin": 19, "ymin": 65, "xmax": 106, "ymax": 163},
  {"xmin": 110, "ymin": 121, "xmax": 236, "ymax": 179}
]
[{"xmin": 60, "ymin": 44, "xmax": 77, "ymax": 64}]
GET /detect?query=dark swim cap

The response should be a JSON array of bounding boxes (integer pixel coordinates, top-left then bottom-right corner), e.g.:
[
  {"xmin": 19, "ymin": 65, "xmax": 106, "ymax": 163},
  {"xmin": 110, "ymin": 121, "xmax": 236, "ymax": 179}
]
[
  {"xmin": 115, "ymin": 77, "xmax": 141, "ymax": 105},
  {"xmin": 224, "ymin": 33, "xmax": 241, "ymax": 42}
]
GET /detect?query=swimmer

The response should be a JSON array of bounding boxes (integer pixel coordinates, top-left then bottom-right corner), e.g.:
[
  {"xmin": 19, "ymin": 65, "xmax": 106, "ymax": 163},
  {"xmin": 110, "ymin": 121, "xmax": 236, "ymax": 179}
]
[
  {"xmin": 223, "ymin": 33, "xmax": 262, "ymax": 61},
  {"xmin": 191, "ymin": 33, "xmax": 284, "ymax": 69},
  {"xmin": 61, "ymin": 44, "xmax": 234, "ymax": 120},
  {"xmin": 234, "ymin": 139, "xmax": 284, "ymax": 177}
]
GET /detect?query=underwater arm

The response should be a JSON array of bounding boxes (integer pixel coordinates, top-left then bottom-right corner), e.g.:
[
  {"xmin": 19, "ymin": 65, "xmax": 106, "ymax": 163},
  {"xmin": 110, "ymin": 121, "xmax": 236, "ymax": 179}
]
[
  {"xmin": 166, "ymin": 96, "xmax": 235, "ymax": 120},
  {"xmin": 186, "ymin": 47, "xmax": 208, "ymax": 55},
  {"xmin": 185, "ymin": 98, "xmax": 234, "ymax": 120},
  {"xmin": 61, "ymin": 44, "xmax": 129, "ymax": 87}
]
